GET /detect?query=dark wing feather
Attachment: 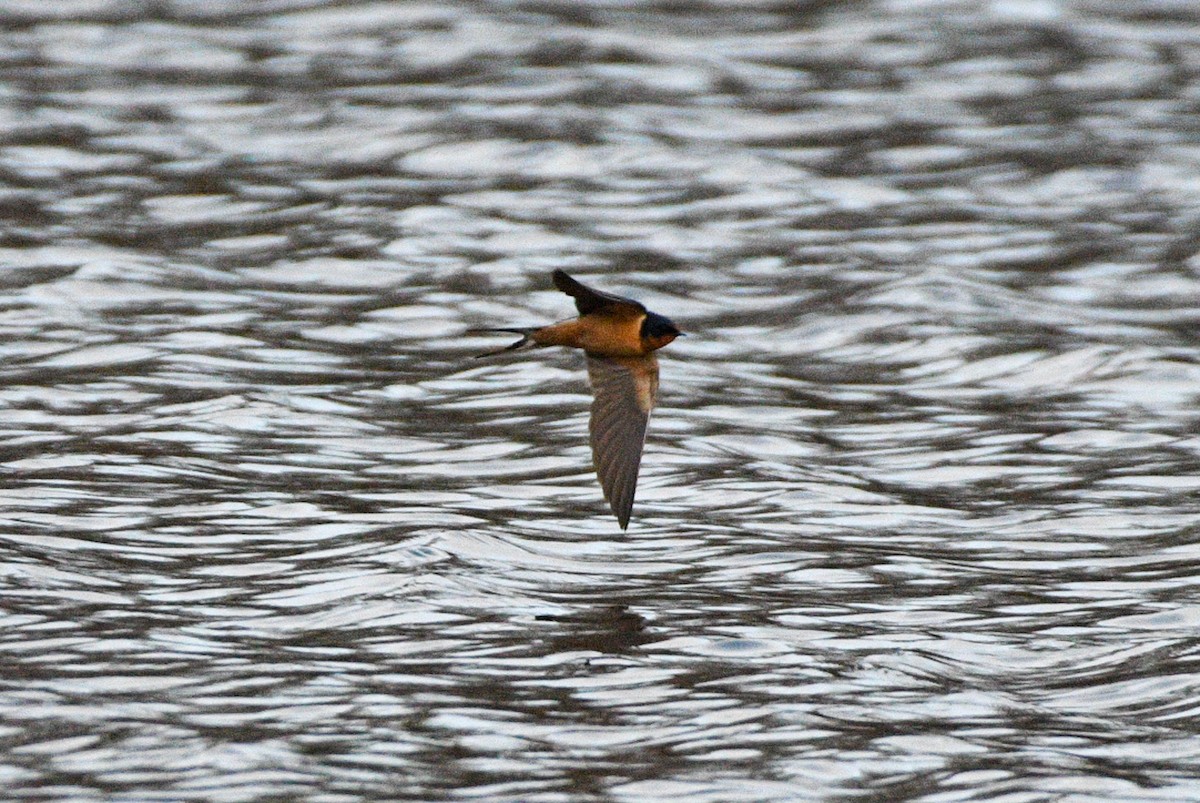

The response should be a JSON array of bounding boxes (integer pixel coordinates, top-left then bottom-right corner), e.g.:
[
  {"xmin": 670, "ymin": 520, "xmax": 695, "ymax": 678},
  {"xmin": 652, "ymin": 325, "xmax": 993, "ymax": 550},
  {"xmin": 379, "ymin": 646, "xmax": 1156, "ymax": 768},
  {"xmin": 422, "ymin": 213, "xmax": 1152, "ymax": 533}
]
[
  {"xmin": 553, "ymin": 270, "xmax": 646, "ymax": 316},
  {"xmin": 586, "ymin": 354, "xmax": 659, "ymax": 529}
]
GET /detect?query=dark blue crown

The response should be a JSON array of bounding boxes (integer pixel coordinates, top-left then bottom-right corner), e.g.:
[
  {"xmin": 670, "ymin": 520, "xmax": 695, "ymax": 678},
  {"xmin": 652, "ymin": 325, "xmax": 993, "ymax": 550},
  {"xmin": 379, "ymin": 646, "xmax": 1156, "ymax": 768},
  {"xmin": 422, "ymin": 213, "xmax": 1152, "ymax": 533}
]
[{"xmin": 641, "ymin": 312, "xmax": 681, "ymax": 338}]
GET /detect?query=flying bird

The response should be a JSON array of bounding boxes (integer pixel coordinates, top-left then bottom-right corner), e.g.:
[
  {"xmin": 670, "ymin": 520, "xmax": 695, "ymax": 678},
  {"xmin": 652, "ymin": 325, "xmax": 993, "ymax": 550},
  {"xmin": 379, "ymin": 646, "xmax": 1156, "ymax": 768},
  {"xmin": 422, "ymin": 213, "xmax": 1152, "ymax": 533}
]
[{"xmin": 474, "ymin": 270, "xmax": 683, "ymax": 529}]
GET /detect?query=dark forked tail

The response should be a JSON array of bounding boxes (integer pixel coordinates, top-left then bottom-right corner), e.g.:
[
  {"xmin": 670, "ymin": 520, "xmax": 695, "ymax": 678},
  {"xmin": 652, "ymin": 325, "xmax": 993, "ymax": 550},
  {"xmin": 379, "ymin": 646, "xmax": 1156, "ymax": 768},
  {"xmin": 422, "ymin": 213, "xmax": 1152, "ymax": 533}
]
[{"xmin": 469, "ymin": 328, "xmax": 541, "ymax": 358}]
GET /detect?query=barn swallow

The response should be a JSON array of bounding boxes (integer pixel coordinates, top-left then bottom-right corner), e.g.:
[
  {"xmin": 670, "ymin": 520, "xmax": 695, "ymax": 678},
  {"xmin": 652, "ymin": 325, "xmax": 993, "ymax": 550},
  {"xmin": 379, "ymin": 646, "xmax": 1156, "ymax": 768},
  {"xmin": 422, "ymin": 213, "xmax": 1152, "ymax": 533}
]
[{"xmin": 473, "ymin": 269, "xmax": 683, "ymax": 529}]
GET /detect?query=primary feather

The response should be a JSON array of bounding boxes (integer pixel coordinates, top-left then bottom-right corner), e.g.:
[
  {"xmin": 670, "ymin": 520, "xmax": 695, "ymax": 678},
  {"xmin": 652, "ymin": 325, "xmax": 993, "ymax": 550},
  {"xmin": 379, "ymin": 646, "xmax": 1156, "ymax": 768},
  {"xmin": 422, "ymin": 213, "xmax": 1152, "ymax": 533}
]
[
  {"xmin": 586, "ymin": 354, "xmax": 659, "ymax": 529},
  {"xmin": 553, "ymin": 269, "xmax": 646, "ymax": 317}
]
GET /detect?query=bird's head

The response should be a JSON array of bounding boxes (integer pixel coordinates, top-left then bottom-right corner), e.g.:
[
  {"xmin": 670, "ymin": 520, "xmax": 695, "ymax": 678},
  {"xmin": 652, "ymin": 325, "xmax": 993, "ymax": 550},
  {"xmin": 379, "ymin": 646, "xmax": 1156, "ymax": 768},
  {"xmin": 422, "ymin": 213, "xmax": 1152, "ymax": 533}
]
[{"xmin": 640, "ymin": 312, "xmax": 684, "ymax": 350}]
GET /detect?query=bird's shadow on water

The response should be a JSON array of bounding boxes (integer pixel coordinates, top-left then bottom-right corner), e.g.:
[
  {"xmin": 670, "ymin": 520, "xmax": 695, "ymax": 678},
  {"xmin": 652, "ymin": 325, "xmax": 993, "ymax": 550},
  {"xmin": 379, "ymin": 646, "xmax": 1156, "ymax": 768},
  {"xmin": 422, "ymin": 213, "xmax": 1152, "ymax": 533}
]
[{"xmin": 535, "ymin": 604, "xmax": 660, "ymax": 655}]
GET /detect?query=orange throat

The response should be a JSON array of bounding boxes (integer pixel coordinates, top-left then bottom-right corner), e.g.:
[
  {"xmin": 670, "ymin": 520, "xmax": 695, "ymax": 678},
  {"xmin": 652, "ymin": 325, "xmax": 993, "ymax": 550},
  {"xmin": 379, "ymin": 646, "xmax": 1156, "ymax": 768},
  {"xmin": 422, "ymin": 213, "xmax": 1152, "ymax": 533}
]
[{"xmin": 643, "ymin": 332, "xmax": 678, "ymax": 352}]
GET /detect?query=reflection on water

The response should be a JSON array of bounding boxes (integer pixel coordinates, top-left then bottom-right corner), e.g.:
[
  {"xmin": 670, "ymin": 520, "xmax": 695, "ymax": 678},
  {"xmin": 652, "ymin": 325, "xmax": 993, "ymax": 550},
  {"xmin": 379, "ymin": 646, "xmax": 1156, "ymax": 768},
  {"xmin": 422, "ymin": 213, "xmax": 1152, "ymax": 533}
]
[{"xmin": 2, "ymin": 0, "xmax": 1200, "ymax": 800}]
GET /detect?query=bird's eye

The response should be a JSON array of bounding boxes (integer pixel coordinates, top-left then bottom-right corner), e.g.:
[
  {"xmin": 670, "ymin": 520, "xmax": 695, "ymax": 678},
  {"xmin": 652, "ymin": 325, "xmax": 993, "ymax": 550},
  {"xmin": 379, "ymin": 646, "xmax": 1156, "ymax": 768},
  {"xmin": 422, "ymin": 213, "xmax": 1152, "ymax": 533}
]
[{"xmin": 642, "ymin": 313, "xmax": 680, "ymax": 339}]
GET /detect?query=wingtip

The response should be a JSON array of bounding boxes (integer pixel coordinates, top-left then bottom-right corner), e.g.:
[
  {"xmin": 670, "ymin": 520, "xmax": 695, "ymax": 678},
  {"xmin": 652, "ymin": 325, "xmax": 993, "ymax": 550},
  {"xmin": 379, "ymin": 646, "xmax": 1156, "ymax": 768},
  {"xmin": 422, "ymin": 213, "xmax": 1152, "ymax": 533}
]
[
  {"xmin": 551, "ymin": 268, "xmax": 576, "ymax": 293},
  {"xmin": 613, "ymin": 498, "xmax": 634, "ymax": 530}
]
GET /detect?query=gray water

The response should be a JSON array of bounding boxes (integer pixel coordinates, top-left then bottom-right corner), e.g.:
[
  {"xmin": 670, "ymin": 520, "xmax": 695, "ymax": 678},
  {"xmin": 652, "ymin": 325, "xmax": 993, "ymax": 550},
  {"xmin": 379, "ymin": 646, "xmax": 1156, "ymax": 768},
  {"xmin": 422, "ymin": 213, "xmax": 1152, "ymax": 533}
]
[{"xmin": 2, "ymin": 1, "xmax": 1200, "ymax": 801}]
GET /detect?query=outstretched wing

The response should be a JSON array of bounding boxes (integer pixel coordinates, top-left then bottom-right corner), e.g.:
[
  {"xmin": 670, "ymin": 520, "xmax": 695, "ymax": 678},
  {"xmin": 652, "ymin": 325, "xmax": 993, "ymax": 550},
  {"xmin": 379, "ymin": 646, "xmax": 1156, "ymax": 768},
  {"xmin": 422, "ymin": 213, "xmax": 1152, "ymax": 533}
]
[
  {"xmin": 586, "ymin": 354, "xmax": 659, "ymax": 529},
  {"xmin": 553, "ymin": 269, "xmax": 646, "ymax": 317}
]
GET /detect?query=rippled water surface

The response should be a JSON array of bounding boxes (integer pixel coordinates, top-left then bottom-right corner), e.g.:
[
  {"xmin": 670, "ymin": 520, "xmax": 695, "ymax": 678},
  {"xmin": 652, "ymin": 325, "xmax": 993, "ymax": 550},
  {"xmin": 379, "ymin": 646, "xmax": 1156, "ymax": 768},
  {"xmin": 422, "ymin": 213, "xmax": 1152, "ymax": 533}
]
[{"xmin": 3, "ymin": 1, "xmax": 1200, "ymax": 800}]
